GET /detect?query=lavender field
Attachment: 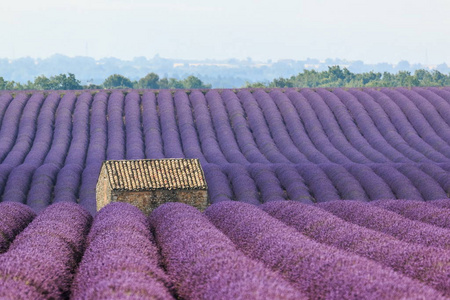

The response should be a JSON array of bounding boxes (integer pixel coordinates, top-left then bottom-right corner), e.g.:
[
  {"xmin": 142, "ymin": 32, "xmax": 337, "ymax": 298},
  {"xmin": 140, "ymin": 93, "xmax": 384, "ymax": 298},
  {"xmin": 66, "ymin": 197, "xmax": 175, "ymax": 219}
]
[{"xmin": 0, "ymin": 87, "xmax": 449, "ymax": 299}]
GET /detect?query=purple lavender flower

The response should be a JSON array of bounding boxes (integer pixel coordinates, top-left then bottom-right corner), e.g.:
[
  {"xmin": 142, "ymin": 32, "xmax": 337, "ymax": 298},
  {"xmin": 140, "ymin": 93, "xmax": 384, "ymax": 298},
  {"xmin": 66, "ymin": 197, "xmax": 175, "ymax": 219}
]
[
  {"xmin": 371, "ymin": 199, "xmax": 450, "ymax": 229},
  {"xmin": 0, "ymin": 202, "xmax": 92, "ymax": 299},
  {"xmin": 262, "ymin": 200, "xmax": 450, "ymax": 296},
  {"xmin": 71, "ymin": 202, "xmax": 174, "ymax": 299},
  {"xmin": 205, "ymin": 201, "xmax": 444, "ymax": 299},
  {"xmin": 150, "ymin": 202, "xmax": 305, "ymax": 299},
  {"xmin": 318, "ymin": 200, "xmax": 450, "ymax": 249},
  {"xmin": 0, "ymin": 202, "xmax": 35, "ymax": 253},
  {"xmin": 430, "ymin": 199, "xmax": 450, "ymax": 209}
]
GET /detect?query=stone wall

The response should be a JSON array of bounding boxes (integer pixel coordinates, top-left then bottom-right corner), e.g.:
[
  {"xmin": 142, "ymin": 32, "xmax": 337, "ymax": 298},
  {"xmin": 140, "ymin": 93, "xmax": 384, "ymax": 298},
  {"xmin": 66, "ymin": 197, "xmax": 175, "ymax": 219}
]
[
  {"xmin": 96, "ymin": 166, "xmax": 111, "ymax": 212},
  {"xmin": 114, "ymin": 189, "xmax": 208, "ymax": 215}
]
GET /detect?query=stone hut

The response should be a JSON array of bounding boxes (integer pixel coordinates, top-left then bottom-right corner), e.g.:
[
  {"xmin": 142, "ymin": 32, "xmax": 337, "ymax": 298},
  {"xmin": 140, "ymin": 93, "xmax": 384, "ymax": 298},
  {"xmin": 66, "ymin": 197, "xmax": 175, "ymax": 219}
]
[{"xmin": 96, "ymin": 158, "xmax": 208, "ymax": 214}]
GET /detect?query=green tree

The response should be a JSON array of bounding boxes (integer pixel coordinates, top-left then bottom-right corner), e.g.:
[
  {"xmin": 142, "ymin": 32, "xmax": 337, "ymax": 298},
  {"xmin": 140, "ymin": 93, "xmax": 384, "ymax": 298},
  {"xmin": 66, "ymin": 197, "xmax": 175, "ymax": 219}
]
[
  {"xmin": 58, "ymin": 73, "xmax": 83, "ymax": 90},
  {"xmin": 396, "ymin": 71, "xmax": 419, "ymax": 87},
  {"xmin": 0, "ymin": 77, "xmax": 6, "ymax": 90},
  {"xmin": 270, "ymin": 77, "xmax": 293, "ymax": 88},
  {"xmin": 182, "ymin": 76, "xmax": 211, "ymax": 89},
  {"xmin": 431, "ymin": 70, "xmax": 446, "ymax": 86},
  {"xmin": 136, "ymin": 73, "xmax": 160, "ymax": 89},
  {"xmin": 103, "ymin": 74, "xmax": 133, "ymax": 89},
  {"xmin": 32, "ymin": 73, "xmax": 82, "ymax": 90},
  {"xmin": 168, "ymin": 78, "xmax": 184, "ymax": 89},
  {"xmin": 85, "ymin": 83, "xmax": 103, "ymax": 89},
  {"xmin": 244, "ymin": 81, "xmax": 267, "ymax": 88},
  {"xmin": 34, "ymin": 75, "xmax": 52, "ymax": 90},
  {"xmin": 157, "ymin": 78, "xmax": 170, "ymax": 89}
]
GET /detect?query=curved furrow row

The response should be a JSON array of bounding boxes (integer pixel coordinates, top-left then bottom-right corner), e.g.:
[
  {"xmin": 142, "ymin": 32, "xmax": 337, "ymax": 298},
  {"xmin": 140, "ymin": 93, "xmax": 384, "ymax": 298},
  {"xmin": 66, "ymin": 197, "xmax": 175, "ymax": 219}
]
[
  {"xmin": 52, "ymin": 92, "xmax": 92, "ymax": 206},
  {"xmin": 222, "ymin": 163, "xmax": 260, "ymax": 205},
  {"xmin": 71, "ymin": 202, "xmax": 173, "ymax": 299},
  {"xmin": 173, "ymin": 90, "xmax": 206, "ymax": 164},
  {"xmin": 318, "ymin": 200, "xmax": 450, "ymax": 249},
  {"xmin": 2, "ymin": 93, "xmax": 45, "ymax": 167},
  {"xmin": 190, "ymin": 90, "xmax": 228, "ymax": 164},
  {"xmin": 27, "ymin": 92, "xmax": 90, "ymax": 212},
  {"xmin": 205, "ymin": 90, "xmax": 249, "ymax": 164},
  {"xmin": 301, "ymin": 89, "xmax": 371, "ymax": 163},
  {"xmin": 364, "ymin": 88, "xmax": 447, "ymax": 162},
  {"xmin": 344, "ymin": 163, "xmax": 395, "ymax": 200},
  {"xmin": 0, "ymin": 202, "xmax": 92, "ymax": 299},
  {"xmin": 205, "ymin": 201, "xmax": 443, "ymax": 299},
  {"xmin": 321, "ymin": 164, "xmax": 369, "ymax": 201},
  {"xmin": 3, "ymin": 93, "xmax": 60, "ymax": 204},
  {"xmin": 221, "ymin": 90, "xmax": 269, "ymax": 163},
  {"xmin": 396, "ymin": 164, "xmax": 447, "ymax": 200},
  {"xmin": 203, "ymin": 162, "xmax": 448, "ymax": 203},
  {"xmin": 426, "ymin": 87, "xmax": 450, "ymax": 126},
  {"xmin": 371, "ymin": 199, "xmax": 450, "ymax": 229},
  {"xmin": 45, "ymin": 92, "xmax": 79, "ymax": 168},
  {"xmin": 317, "ymin": 88, "xmax": 389, "ymax": 162},
  {"xmin": 401, "ymin": 88, "xmax": 450, "ymax": 145},
  {"xmin": 371, "ymin": 164, "xmax": 424, "ymax": 200},
  {"xmin": 124, "ymin": 91, "xmax": 145, "ymax": 160},
  {"xmin": 382, "ymin": 88, "xmax": 450, "ymax": 157},
  {"xmin": 0, "ymin": 93, "xmax": 29, "ymax": 164},
  {"xmin": 274, "ymin": 164, "xmax": 313, "ymax": 203},
  {"xmin": 106, "ymin": 91, "xmax": 126, "ymax": 160},
  {"xmin": 158, "ymin": 90, "xmax": 185, "ymax": 159},
  {"xmin": 332, "ymin": 88, "xmax": 409, "ymax": 162},
  {"xmin": 0, "ymin": 93, "xmax": 47, "ymax": 202},
  {"xmin": 287, "ymin": 90, "xmax": 353, "ymax": 163},
  {"xmin": 0, "ymin": 202, "xmax": 35, "ymax": 253},
  {"xmin": 270, "ymin": 90, "xmax": 329, "ymax": 163},
  {"xmin": 262, "ymin": 200, "xmax": 450, "ymax": 296},
  {"xmin": 296, "ymin": 164, "xmax": 341, "ymax": 202},
  {"xmin": 0, "ymin": 93, "xmax": 13, "ymax": 128},
  {"xmin": 237, "ymin": 90, "xmax": 291, "ymax": 163},
  {"xmin": 150, "ymin": 202, "xmax": 304, "ymax": 299},
  {"xmin": 79, "ymin": 92, "xmax": 108, "ymax": 215},
  {"xmin": 142, "ymin": 91, "xmax": 164, "ymax": 159},
  {"xmin": 249, "ymin": 163, "xmax": 286, "ymax": 203},
  {"xmin": 347, "ymin": 89, "xmax": 429, "ymax": 162},
  {"xmin": 252, "ymin": 89, "xmax": 310, "ymax": 163}
]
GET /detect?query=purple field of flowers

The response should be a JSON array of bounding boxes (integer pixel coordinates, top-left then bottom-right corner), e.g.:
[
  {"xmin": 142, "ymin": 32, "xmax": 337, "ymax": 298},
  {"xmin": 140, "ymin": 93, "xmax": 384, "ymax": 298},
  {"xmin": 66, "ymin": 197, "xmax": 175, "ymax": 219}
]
[{"xmin": 0, "ymin": 87, "xmax": 449, "ymax": 299}]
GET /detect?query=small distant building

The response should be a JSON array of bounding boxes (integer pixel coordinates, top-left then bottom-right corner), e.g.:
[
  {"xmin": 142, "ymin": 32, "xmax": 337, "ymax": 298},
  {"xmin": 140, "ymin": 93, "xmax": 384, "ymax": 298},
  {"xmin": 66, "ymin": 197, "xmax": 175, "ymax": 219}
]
[{"xmin": 96, "ymin": 159, "xmax": 208, "ymax": 214}]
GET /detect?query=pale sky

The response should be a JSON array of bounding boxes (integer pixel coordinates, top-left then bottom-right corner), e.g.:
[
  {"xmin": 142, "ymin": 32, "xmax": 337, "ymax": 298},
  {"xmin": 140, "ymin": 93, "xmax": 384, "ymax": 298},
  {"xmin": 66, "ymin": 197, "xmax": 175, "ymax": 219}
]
[{"xmin": 1, "ymin": 0, "xmax": 449, "ymax": 64}]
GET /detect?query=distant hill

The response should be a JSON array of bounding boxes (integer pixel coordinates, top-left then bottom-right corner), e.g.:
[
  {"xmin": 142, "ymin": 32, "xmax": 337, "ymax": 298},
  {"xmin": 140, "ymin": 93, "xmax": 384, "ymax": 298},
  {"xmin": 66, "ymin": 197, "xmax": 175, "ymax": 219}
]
[{"xmin": 1, "ymin": 54, "xmax": 449, "ymax": 88}]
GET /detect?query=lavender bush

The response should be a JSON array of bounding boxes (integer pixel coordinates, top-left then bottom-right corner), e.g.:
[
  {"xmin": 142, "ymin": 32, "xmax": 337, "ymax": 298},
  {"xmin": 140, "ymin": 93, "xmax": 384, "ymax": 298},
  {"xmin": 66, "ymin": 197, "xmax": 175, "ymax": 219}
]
[
  {"xmin": 150, "ymin": 202, "xmax": 305, "ymax": 299},
  {"xmin": 205, "ymin": 201, "xmax": 444, "ymax": 299},
  {"xmin": 262, "ymin": 200, "xmax": 450, "ymax": 296},
  {"xmin": 71, "ymin": 202, "xmax": 173, "ymax": 299},
  {"xmin": 372, "ymin": 199, "xmax": 450, "ymax": 229},
  {"xmin": 206, "ymin": 90, "xmax": 249, "ymax": 164},
  {"xmin": 221, "ymin": 90, "xmax": 269, "ymax": 163},
  {"xmin": 0, "ymin": 202, "xmax": 91, "ymax": 299},
  {"xmin": 0, "ymin": 202, "xmax": 35, "ymax": 253},
  {"xmin": 318, "ymin": 200, "xmax": 450, "ymax": 249}
]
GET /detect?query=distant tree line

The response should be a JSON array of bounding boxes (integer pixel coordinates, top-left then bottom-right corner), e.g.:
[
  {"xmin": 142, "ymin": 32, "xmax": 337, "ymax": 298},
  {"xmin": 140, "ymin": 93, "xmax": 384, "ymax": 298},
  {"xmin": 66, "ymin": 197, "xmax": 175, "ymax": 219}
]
[
  {"xmin": 245, "ymin": 66, "xmax": 450, "ymax": 88},
  {"xmin": 0, "ymin": 73, "xmax": 211, "ymax": 90},
  {"xmin": 1, "ymin": 67, "xmax": 450, "ymax": 90}
]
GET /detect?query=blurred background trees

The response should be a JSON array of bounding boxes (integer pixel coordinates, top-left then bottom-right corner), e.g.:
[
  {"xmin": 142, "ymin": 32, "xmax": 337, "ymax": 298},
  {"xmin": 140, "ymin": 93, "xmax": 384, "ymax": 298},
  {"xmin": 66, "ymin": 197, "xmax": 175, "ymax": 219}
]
[{"xmin": 0, "ymin": 67, "xmax": 449, "ymax": 90}]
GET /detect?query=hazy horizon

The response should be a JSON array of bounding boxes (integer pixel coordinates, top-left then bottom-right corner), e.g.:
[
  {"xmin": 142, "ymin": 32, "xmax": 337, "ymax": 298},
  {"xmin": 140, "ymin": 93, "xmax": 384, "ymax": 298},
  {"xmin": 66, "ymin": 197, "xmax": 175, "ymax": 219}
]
[{"xmin": 1, "ymin": 0, "xmax": 449, "ymax": 65}]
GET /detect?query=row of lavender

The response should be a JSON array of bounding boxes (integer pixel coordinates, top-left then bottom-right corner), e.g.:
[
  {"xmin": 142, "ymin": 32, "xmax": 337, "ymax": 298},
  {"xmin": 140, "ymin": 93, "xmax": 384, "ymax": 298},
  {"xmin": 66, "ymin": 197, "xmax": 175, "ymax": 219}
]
[
  {"xmin": 3, "ymin": 160, "xmax": 450, "ymax": 214},
  {"xmin": 0, "ymin": 199, "xmax": 449, "ymax": 299},
  {"xmin": 203, "ymin": 162, "xmax": 450, "ymax": 204},
  {"xmin": 0, "ymin": 88, "xmax": 450, "ymax": 214},
  {"xmin": 0, "ymin": 88, "xmax": 449, "ymax": 214},
  {"xmin": 2, "ymin": 88, "xmax": 450, "ymax": 166}
]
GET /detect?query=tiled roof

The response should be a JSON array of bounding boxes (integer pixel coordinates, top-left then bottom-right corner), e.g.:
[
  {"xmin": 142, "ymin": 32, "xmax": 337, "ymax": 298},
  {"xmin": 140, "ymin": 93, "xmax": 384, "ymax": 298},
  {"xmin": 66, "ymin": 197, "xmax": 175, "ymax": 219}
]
[{"xmin": 103, "ymin": 159, "xmax": 207, "ymax": 191}]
